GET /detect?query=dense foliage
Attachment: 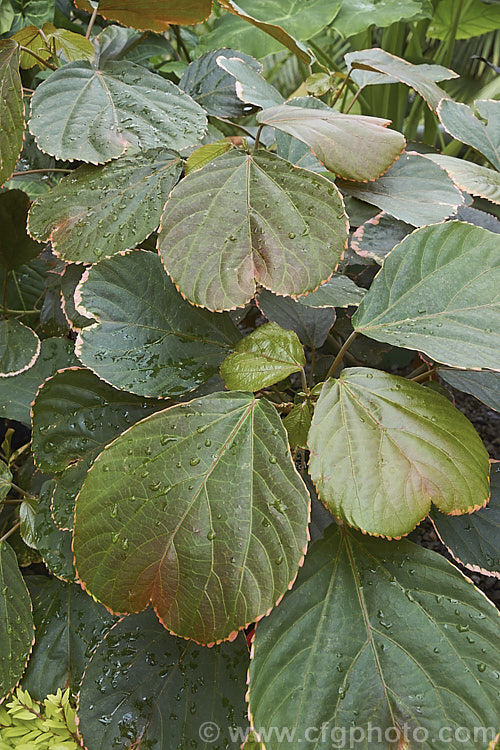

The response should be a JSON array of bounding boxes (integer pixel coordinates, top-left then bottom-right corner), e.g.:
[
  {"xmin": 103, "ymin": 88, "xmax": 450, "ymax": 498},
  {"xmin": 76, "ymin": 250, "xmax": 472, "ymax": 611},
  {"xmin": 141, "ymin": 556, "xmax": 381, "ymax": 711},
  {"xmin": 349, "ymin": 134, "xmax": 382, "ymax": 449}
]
[{"xmin": 0, "ymin": 0, "xmax": 499, "ymax": 748}]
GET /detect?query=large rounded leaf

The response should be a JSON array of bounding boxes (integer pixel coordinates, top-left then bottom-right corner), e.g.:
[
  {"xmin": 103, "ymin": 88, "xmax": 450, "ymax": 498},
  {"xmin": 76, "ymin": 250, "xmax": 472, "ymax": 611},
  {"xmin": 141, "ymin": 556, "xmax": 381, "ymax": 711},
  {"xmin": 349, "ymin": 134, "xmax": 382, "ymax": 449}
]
[
  {"xmin": 248, "ymin": 525, "xmax": 500, "ymax": 750},
  {"xmin": 0, "ymin": 41, "xmax": 23, "ymax": 187},
  {"xmin": 353, "ymin": 222, "xmax": 500, "ymax": 370},
  {"xmin": 74, "ymin": 391, "xmax": 310, "ymax": 644},
  {"xmin": 0, "ymin": 320, "xmax": 40, "ymax": 377},
  {"xmin": 78, "ymin": 609, "xmax": 249, "ymax": 749},
  {"xmin": 158, "ymin": 149, "xmax": 348, "ymax": 311},
  {"xmin": 332, "ymin": 0, "xmax": 431, "ymax": 37},
  {"xmin": 0, "ymin": 541, "xmax": 34, "ymax": 700},
  {"xmin": 308, "ymin": 368, "xmax": 490, "ymax": 538},
  {"xmin": 74, "ymin": 250, "xmax": 241, "ymax": 398},
  {"xmin": 75, "ymin": 0, "xmax": 212, "ymax": 28},
  {"xmin": 29, "ymin": 61, "xmax": 207, "ymax": 164},
  {"xmin": 28, "ymin": 150, "xmax": 183, "ymax": 263}
]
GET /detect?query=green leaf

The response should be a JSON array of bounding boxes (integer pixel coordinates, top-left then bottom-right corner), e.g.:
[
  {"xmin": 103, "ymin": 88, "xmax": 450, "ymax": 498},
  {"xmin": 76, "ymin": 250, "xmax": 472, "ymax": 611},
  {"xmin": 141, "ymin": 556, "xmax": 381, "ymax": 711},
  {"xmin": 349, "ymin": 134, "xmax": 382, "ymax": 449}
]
[
  {"xmin": 440, "ymin": 369, "xmax": 500, "ymax": 412},
  {"xmin": 95, "ymin": 24, "xmax": 174, "ymax": 66},
  {"xmin": 353, "ymin": 222, "xmax": 500, "ymax": 370},
  {"xmin": 8, "ymin": 0, "xmax": 54, "ymax": 32},
  {"xmin": 248, "ymin": 525, "xmax": 500, "ymax": 749},
  {"xmin": 296, "ymin": 273, "xmax": 367, "ymax": 308},
  {"xmin": 0, "ymin": 41, "xmax": 24, "ymax": 187},
  {"xmin": 75, "ymin": 0, "xmax": 212, "ymax": 28},
  {"xmin": 29, "ymin": 61, "xmax": 207, "ymax": 164},
  {"xmin": 274, "ymin": 97, "xmax": 329, "ymax": 173},
  {"xmin": 0, "ymin": 337, "xmax": 77, "ymax": 425},
  {"xmin": 22, "ymin": 576, "xmax": 116, "ymax": 700},
  {"xmin": 50, "ymin": 460, "xmax": 89, "ymax": 531},
  {"xmin": 223, "ymin": 0, "xmax": 342, "ymax": 40},
  {"xmin": 257, "ymin": 105, "xmax": 405, "ymax": 181},
  {"xmin": 28, "ymin": 150, "xmax": 183, "ymax": 263},
  {"xmin": 0, "ymin": 190, "xmax": 42, "ymax": 270},
  {"xmin": 216, "ymin": 54, "xmax": 285, "ymax": 109},
  {"xmin": 283, "ymin": 400, "xmax": 313, "ymax": 449},
  {"xmin": 74, "ymin": 391, "xmax": 310, "ymax": 643},
  {"xmin": 0, "ymin": 541, "xmax": 34, "ymax": 700},
  {"xmin": 0, "ymin": 460, "xmax": 12, "ymax": 502},
  {"xmin": 12, "ymin": 23, "xmax": 95, "ymax": 67},
  {"xmin": 77, "ymin": 609, "xmax": 249, "ymax": 749},
  {"xmin": 308, "ymin": 368, "xmax": 490, "ymax": 537},
  {"xmin": 185, "ymin": 140, "xmax": 232, "ymax": 174},
  {"xmin": 332, "ymin": 0, "xmax": 432, "ymax": 37},
  {"xmin": 351, "ymin": 211, "xmax": 412, "ymax": 263},
  {"xmin": 345, "ymin": 47, "xmax": 457, "ymax": 112},
  {"xmin": 0, "ymin": 320, "xmax": 40, "ymax": 377},
  {"xmin": 257, "ymin": 289, "xmax": 335, "ymax": 348},
  {"xmin": 428, "ymin": 0, "xmax": 500, "ymax": 39},
  {"xmin": 0, "ymin": 1, "xmax": 14, "ymax": 34},
  {"xmin": 430, "ymin": 462, "xmax": 500, "ymax": 577},
  {"xmin": 74, "ymin": 250, "xmax": 241, "ymax": 398},
  {"xmin": 158, "ymin": 149, "xmax": 348, "ymax": 311},
  {"xmin": 338, "ymin": 152, "xmax": 463, "ymax": 226},
  {"xmin": 428, "ymin": 153, "xmax": 500, "ymax": 205},
  {"xmin": 438, "ymin": 99, "xmax": 500, "ymax": 171},
  {"xmin": 221, "ymin": 322, "xmax": 305, "ymax": 390},
  {"xmin": 197, "ymin": 14, "xmax": 283, "ymax": 60},
  {"xmin": 19, "ymin": 498, "xmax": 37, "ymax": 549},
  {"xmin": 60, "ymin": 264, "xmax": 92, "ymax": 330},
  {"xmin": 33, "ymin": 480, "xmax": 75, "ymax": 582},
  {"xmin": 179, "ymin": 48, "xmax": 262, "ymax": 117}
]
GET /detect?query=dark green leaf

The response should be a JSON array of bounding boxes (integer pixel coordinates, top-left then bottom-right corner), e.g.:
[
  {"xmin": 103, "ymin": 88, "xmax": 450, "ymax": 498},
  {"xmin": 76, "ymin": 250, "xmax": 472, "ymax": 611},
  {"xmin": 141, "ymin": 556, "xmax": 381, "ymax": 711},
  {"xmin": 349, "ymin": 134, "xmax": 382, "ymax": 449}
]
[
  {"xmin": 437, "ymin": 99, "xmax": 500, "ymax": 171},
  {"xmin": 50, "ymin": 459, "xmax": 89, "ymax": 530},
  {"xmin": 33, "ymin": 480, "xmax": 75, "ymax": 582},
  {"xmin": 440, "ymin": 369, "xmax": 500, "ymax": 412},
  {"xmin": 257, "ymin": 289, "xmax": 335, "ymax": 348},
  {"xmin": 60, "ymin": 264, "xmax": 93, "ymax": 330},
  {"xmin": 9, "ymin": 0, "xmax": 54, "ymax": 32},
  {"xmin": 74, "ymin": 392, "xmax": 310, "ymax": 643},
  {"xmin": 0, "ymin": 190, "xmax": 42, "ymax": 270},
  {"xmin": 216, "ymin": 54, "xmax": 284, "ymax": 110},
  {"xmin": 351, "ymin": 211, "xmax": 412, "ymax": 263},
  {"xmin": 297, "ymin": 273, "xmax": 367, "ymax": 308},
  {"xmin": 0, "ymin": 41, "xmax": 24, "ymax": 187},
  {"xmin": 428, "ymin": 154, "xmax": 500, "ymax": 205},
  {"xmin": 75, "ymin": 0, "xmax": 212, "ymax": 28},
  {"xmin": 283, "ymin": 400, "xmax": 313, "ymax": 449},
  {"xmin": 0, "ymin": 320, "xmax": 40, "ymax": 377}
]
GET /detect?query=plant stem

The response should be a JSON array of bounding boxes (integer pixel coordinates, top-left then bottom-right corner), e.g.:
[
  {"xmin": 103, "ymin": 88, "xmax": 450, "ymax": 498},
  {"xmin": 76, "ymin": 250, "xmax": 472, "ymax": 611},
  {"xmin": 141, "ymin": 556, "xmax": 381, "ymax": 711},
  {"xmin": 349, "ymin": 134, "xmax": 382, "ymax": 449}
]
[
  {"xmin": 344, "ymin": 87, "xmax": 362, "ymax": 114},
  {"xmin": 308, "ymin": 346, "xmax": 316, "ymax": 388},
  {"xmin": 18, "ymin": 45, "xmax": 57, "ymax": 70},
  {"xmin": 411, "ymin": 366, "xmax": 439, "ymax": 383},
  {"xmin": 331, "ymin": 69, "xmax": 352, "ymax": 107},
  {"xmin": 406, "ymin": 362, "xmax": 427, "ymax": 379},
  {"xmin": 10, "ymin": 483, "xmax": 37, "ymax": 501},
  {"xmin": 3, "ymin": 308, "xmax": 39, "ymax": 316},
  {"xmin": 326, "ymin": 331, "xmax": 358, "ymax": 379},
  {"xmin": 253, "ymin": 124, "xmax": 264, "ymax": 152},
  {"xmin": 300, "ymin": 367, "xmax": 308, "ymax": 393},
  {"xmin": 11, "ymin": 168, "xmax": 72, "ymax": 176},
  {"xmin": 0, "ymin": 522, "xmax": 20, "ymax": 544},
  {"xmin": 2, "ymin": 270, "xmax": 8, "ymax": 315},
  {"xmin": 85, "ymin": 5, "xmax": 99, "ymax": 39},
  {"xmin": 173, "ymin": 26, "xmax": 191, "ymax": 62}
]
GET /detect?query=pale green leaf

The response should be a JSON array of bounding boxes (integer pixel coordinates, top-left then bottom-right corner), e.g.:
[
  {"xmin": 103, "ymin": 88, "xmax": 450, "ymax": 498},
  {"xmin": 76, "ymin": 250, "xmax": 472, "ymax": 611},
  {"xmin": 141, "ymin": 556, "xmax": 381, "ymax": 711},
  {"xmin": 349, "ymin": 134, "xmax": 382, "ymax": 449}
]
[
  {"xmin": 283, "ymin": 400, "xmax": 313, "ymax": 449},
  {"xmin": 0, "ymin": 41, "xmax": 24, "ymax": 186},
  {"xmin": 185, "ymin": 140, "xmax": 232, "ymax": 174},
  {"xmin": 332, "ymin": 0, "xmax": 432, "ymax": 37},
  {"xmin": 428, "ymin": 153, "xmax": 500, "ymax": 205},
  {"xmin": 0, "ymin": 460, "xmax": 12, "ymax": 502},
  {"xmin": 428, "ymin": 0, "xmax": 500, "ymax": 39},
  {"xmin": 19, "ymin": 498, "xmax": 37, "ymax": 549},
  {"xmin": 438, "ymin": 99, "xmax": 500, "ymax": 171}
]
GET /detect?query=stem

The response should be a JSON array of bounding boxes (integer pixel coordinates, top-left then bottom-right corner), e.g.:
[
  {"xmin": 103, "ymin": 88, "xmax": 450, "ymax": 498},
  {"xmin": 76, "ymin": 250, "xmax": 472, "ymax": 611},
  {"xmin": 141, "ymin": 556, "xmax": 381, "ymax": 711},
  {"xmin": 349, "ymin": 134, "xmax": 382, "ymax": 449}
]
[
  {"xmin": 300, "ymin": 367, "xmax": 308, "ymax": 393},
  {"xmin": 411, "ymin": 366, "xmax": 439, "ymax": 383},
  {"xmin": 3, "ymin": 308, "xmax": 40, "ymax": 316},
  {"xmin": 11, "ymin": 168, "xmax": 72, "ymax": 176},
  {"xmin": 173, "ymin": 26, "xmax": 191, "ymax": 62},
  {"xmin": 3, "ymin": 499, "xmax": 23, "ymax": 504},
  {"xmin": 344, "ymin": 87, "xmax": 362, "ymax": 114},
  {"xmin": 331, "ymin": 69, "xmax": 352, "ymax": 107},
  {"xmin": 216, "ymin": 118, "xmax": 255, "ymax": 139},
  {"xmin": 2, "ymin": 270, "xmax": 8, "ymax": 314},
  {"xmin": 326, "ymin": 331, "xmax": 358, "ymax": 379},
  {"xmin": 0, "ymin": 522, "xmax": 20, "ymax": 544},
  {"xmin": 253, "ymin": 124, "xmax": 264, "ymax": 152},
  {"xmin": 85, "ymin": 5, "xmax": 99, "ymax": 39},
  {"xmin": 10, "ymin": 483, "xmax": 37, "ymax": 501},
  {"xmin": 308, "ymin": 346, "xmax": 316, "ymax": 388},
  {"xmin": 18, "ymin": 45, "xmax": 57, "ymax": 70}
]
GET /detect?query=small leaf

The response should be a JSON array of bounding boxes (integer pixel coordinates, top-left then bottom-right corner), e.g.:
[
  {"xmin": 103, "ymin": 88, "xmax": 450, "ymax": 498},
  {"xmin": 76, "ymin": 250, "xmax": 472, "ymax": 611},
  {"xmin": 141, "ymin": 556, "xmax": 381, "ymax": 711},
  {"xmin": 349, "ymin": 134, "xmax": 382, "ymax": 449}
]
[
  {"xmin": 351, "ymin": 211, "xmax": 412, "ymax": 263},
  {"xmin": 428, "ymin": 0, "xmax": 500, "ymax": 39},
  {"xmin": 74, "ymin": 250, "xmax": 241, "ymax": 398},
  {"xmin": 0, "ymin": 541, "xmax": 34, "ymax": 700},
  {"xmin": 428, "ymin": 153, "xmax": 500, "ymax": 205},
  {"xmin": 0, "ymin": 460, "xmax": 12, "ymax": 502},
  {"xmin": 257, "ymin": 104, "xmax": 405, "ymax": 181},
  {"xmin": 74, "ymin": 391, "xmax": 310, "ymax": 644},
  {"xmin": 29, "ymin": 61, "xmax": 207, "ymax": 164},
  {"xmin": 283, "ymin": 401, "xmax": 313, "ymax": 449},
  {"xmin": 19, "ymin": 498, "xmax": 37, "ymax": 550},
  {"xmin": 257, "ymin": 289, "xmax": 335, "ymax": 348},
  {"xmin": 248, "ymin": 525, "xmax": 500, "ymax": 748},
  {"xmin": 185, "ymin": 140, "xmax": 232, "ymax": 174},
  {"xmin": 0, "ymin": 190, "xmax": 42, "ymax": 270},
  {"xmin": 296, "ymin": 273, "xmax": 366, "ymax": 308},
  {"xmin": 438, "ymin": 99, "xmax": 500, "ymax": 171},
  {"xmin": 440, "ymin": 369, "xmax": 500, "ymax": 412},
  {"xmin": 77, "ymin": 609, "xmax": 249, "ymax": 749},
  {"xmin": 0, "ymin": 320, "xmax": 40, "ymax": 378},
  {"xmin": 353, "ymin": 222, "xmax": 500, "ymax": 370},
  {"xmin": 221, "ymin": 322, "xmax": 305, "ymax": 390},
  {"xmin": 75, "ymin": 0, "xmax": 213, "ymax": 28},
  {"xmin": 308, "ymin": 368, "xmax": 490, "ymax": 537},
  {"xmin": 33, "ymin": 480, "xmax": 75, "ymax": 582},
  {"xmin": 216, "ymin": 55, "xmax": 284, "ymax": 109},
  {"xmin": 0, "ymin": 41, "xmax": 24, "ymax": 187},
  {"xmin": 158, "ymin": 149, "xmax": 348, "ymax": 311}
]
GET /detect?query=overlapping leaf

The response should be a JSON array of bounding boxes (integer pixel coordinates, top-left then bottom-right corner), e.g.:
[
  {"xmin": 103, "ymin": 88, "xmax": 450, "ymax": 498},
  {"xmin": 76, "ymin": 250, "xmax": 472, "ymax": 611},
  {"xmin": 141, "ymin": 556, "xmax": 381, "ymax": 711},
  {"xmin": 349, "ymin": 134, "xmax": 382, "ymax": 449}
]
[
  {"xmin": 74, "ymin": 391, "xmax": 310, "ymax": 643},
  {"xmin": 158, "ymin": 149, "xmax": 348, "ymax": 310},
  {"xmin": 283, "ymin": 401, "xmax": 313, "ymax": 449},
  {"xmin": 12, "ymin": 23, "xmax": 94, "ymax": 68},
  {"xmin": 0, "ymin": 461, "xmax": 12, "ymax": 502},
  {"xmin": 78, "ymin": 609, "xmax": 249, "ymax": 749},
  {"xmin": 223, "ymin": 0, "xmax": 342, "ymax": 40},
  {"xmin": 74, "ymin": 250, "xmax": 241, "ymax": 397},
  {"xmin": 249, "ymin": 525, "xmax": 500, "ymax": 749},
  {"xmin": 28, "ymin": 150, "xmax": 183, "ymax": 263},
  {"xmin": 331, "ymin": 0, "xmax": 432, "ymax": 37},
  {"xmin": 428, "ymin": 0, "xmax": 500, "ymax": 39},
  {"xmin": 33, "ymin": 480, "xmax": 75, "ymax": 582},
  {"xmin": 440, "ymin": 369, "xmax": 500, "ymax": 412},
  {"xmin": 428, "ymin": 153, "xmax": 500, "ymax": 205},
  {"xmin": 0, "ymin": 41, "xmax": 23, "ymax": 186},
  {"xmin": 257, "ymin": 105, "xmax": 405, "ymax": 181},
  {"xmin": 297, "ymin": 273, "xmax": 366, "ymax": 308},
  {"xmin": 75, "ymin": 0, "xmax": 212, "ymax": 28},
  {"xmin": 351, "ymin": 211, "xmax": 412, "ymax": 263},
  {"xmin": 29, "ymin": 61, "xmax": 207, "ymax": 163},
  {"xmin": 438, "ymin": 99, "xmax": 500, "ymax": 171},
  {"xmin": 257, "ymin": 289, "xmax": 335, "ymax": 348},
  {"xmin": 0, "ymin": 320, "xmax": 40, "ymax": 377},
  {"xmin": 60, "ymin": 265, "xmax": 93, "ymax": 329},
  {"xmin": 308, "ymin": 368, "xmax": 490, "ymax": 537},
  {"xmin": 353, "ymin": 222, "xmax": 500, "ymax": 369},
  {"xmin": 216, "ymin": 55, "xmax": 284, "ymax": 110}
]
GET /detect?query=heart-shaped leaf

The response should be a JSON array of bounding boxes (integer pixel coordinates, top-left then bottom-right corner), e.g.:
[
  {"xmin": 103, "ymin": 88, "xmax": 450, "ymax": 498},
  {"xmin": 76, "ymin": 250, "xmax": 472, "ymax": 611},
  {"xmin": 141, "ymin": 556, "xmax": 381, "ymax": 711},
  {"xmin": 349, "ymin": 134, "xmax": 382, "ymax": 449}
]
[
  {"xmin": 221, "ymin": 322, "xmax": 305, "ymax": 390},
  {"xmin": 0, "ymin": 541, "xmax": 34, "ymax": 700},
  {"xmin": 0, "ymin": 320, "xmax": 40, "ymax": 377},
  {"xmin": 437, "ymin": 99, "xmax": 500, "ymax": 171},
  {"xmin": 440, "ymin": 369, "xmax": 500, "ymax": 412},
  {"xmin": 257, "ymin": 104, "xmax": 405, "ymax": 181},
  {"xmin": 74, "ymin": 250, "xmax": 241, "ymax": 398},
  {"xmin": 28, "ymin": 150, "xmax": 183, "ymax": 263},
  {"xmin": 0, "ymin": 41, "xmax": 23, "ymax": 187},
  {"xmin": 158, "ymin": 149, "xmax": 348, "ymax": 311},
  {"xmin": 297, "ymin": 273, "xmax": 366, "ymax": 308},
  {"xmin": 308, "ymin": 368, "xmax": 490, "ymax": 537},
  {"xmin": 351, "ymin": 211, "xmax": 412, "ymax": 263},
  {"xmin": 331, "ymin": 0, "xmax": 431, "ymax": 37},
  {"xmin": 248, "ymin": 525, "xmax": 500, "ymax": 749},
  {"xmin": 0, "ymin": 190, "xmax": 43, "ymax": 270},
  {"xmin": 222, "ymin": 0, "xmax": 342, "ymax": 41},
  {"xmin": 353, "ymin": 222, "xmax": 500, "ymax": 370},
  {"xmin": 257, "ymin": 290, "xmax": 335, "ymax": 348},
  {"xmin": 75, "ymin": 0, "xmax": 213, "ymax": 28},
  {"xmin": 428, "ymin": 153, "xmax": 500, "ymax": 205},
  {"xmin": 77, "ymin": 609, "xmax": 249, "ymax": 749},
  {"xmin": 29, "ymin": 61, "xmax": 207, "ymax": 163},
  {"xmin": 428, "ymin": 0, "xmax": 500, "ymax": 40},
  {"xmin": 74, "ymin": 391, "xmax": 310, "ymax": 644}
]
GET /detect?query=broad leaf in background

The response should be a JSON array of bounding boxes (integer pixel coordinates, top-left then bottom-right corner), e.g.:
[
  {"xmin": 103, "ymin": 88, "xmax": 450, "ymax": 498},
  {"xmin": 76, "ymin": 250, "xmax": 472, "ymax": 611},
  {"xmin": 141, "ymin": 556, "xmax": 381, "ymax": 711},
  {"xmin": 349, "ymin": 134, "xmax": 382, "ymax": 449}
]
[
  {"xmin": 353, "ymin": 222, "xmax": 500, "ymax": 369},
  {"xmin": 248, "ymin": 526, "xmax": 500, "ymax": 749},
  {"xmin": 33, "ymin": 480, "xmax": 75, "ymax": 582},
  {"xmin": 223, "ymin": 0, "xmax": 342, "ymax": 40},
  {"xmin": 308, "ymin": 368, "xmax": 490, "ymax": 537},
  {"xmin": 257, "ymin": 105, "xmax": 405, "ymax": 181},
  {"xmin": 332, "ymin": 0, "xmax": 432, "ymax": 37},
  {"xmin": 7, "ymin": 0, "xmax": 54, "ymax": 32},
  {"xmin": 430, "ymin": 463, "xmax": 500, "ymax": 578},
  {"xmin": 337, "ymin": 152, "xmax": 463, "ymax": 226},
  {"xmin": 0, "ymin": 541, "xmax": 34, "ymax": 699},
  {"xmin": 75, "ymin": 0, "xmax": 213, "ymax": 28},
  {"xmin": 12, "ymin": 23, "xmax": 95, "ymax": 67},
  {"xmin": 351, "ymin": 212, "xmax": 412, "ymax": 263},
  {"xmin": 77, "ymin": 609, "xmax": 249, "ymax": 749},
  {"xmin": 216, "ymin": 55, "xmax": 284, "ymax": 110},
  {"xmin": 428, "ymin": 0, "xmax": 500, "ymax": 39},
  {"xmin": 221, "ymin": 322, "xmax": 305, "ymax": 390},
  {"xmin": 0, "ymin": 190, "xmax": 42, "ymax": 269},
  {"xmin": 61, "ymin": 264, "xmax": 93, "ymax": 329},
  {"xmin": 23, "ymin": 577, "xmax": 116, "ymax": 700},
  {"xmin": 158, "ymin": 150, "xmax": 348, "ymax": 311},
  {"xmin": 95, "ymin": 24, "xmax": 174, "ymax": 65},
  {"xmin": 0, "ymin": 460, "xmax": 12, "ymax": 502},
  {"xmin": 0, "ymin": 41, "xmax": 23, "ymax": 186},
  {"xmin": 428, "ymin": 153, "xmax": 500, "ymax": 205},
  {"xmin": 346, "ymin": 48, "xmax": 457, "ymax": 112},
  {"xmin": 297, "ymin": 273, "xmax": 366, "ymax": 308},
  {"xmin": 28, "ymin": 150, "xmax": 183, "ymax": 263},
  {"xmin": 29, "ymin": 61, "xmax": 207, "ymax": 163},
  {"xmin": 0, "ymin": 320, "xmax": 40, "ymax": 377},
  {"xmin": 75, "ymin": 251, "xmax": 240, "ymax": 398},
  {"xmin": 283, "ymin": 401, "xmax": 313, "ymax": 449},
  {"xmin": 438, "ymin": 99, "xmax": 500, "ymax": 171},
  {"xmin": 74, "ymin": 392, "xmax": 310, "ymax": 643},
  {"xmin": 440, "ymin": 369, "xmax": 500, "ymax": 412},
  {"xmin": 257, "ymin": 289, "xmax": 335, "ymax": 348},
  {"xmin": 180, "ymin": 48, "xmax": 263, "ymax": 117}
]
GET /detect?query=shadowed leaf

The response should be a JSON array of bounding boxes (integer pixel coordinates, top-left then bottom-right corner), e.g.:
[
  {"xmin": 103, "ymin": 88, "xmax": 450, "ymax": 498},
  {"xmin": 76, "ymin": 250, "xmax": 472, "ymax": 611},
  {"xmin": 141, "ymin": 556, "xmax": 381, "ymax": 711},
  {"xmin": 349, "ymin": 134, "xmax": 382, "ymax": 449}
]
[{"xmin": 0, "ymin": 41, "xmax": 23, "ymax": 187}]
